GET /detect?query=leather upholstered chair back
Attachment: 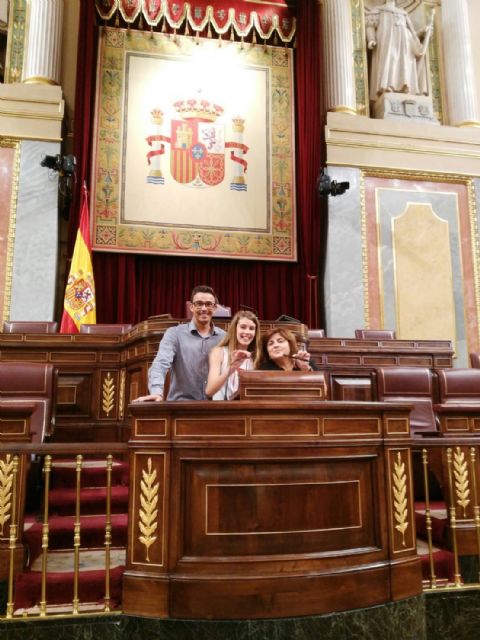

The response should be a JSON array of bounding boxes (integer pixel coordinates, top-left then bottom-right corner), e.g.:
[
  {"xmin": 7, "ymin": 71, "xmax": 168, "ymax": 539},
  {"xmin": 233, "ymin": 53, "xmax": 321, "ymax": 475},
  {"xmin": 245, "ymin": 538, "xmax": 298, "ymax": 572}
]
[
  {"xmin": 307, "ymin": 329, "xmax": 326, "ymax": 339},
  {"xmin": 355, "ymin": 329, "xmax": 396, "ymax": 340},
  {"xmin": 0, "ymin": 363, "xmax": 55, "ymax": 442},
  {"xmin": 436, "ymin": 368, "xmax": 480, "ymax": 404},
  {"xmin": 3, "ymin": 321, "xmax": 58, "ymax": 333},
  {"xmin": 470, "ymin": 353, "xmax": 480, "ymax": 369},
  {"xmin": 80, "ymin": 323, "xmax": 132, "ymax": 334},
  {"xmin": 375, "ymin": 367, "xmax": 437, "ymax": 434}
]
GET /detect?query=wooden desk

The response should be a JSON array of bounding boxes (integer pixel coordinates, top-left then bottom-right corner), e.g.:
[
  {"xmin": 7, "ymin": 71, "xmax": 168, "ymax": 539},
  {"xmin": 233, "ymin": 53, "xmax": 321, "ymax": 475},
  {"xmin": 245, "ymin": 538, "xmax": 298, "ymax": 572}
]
[
  {"xmin": 308, "ymin": 337, "xmax": 453, "ymax": 401},
  {"xmin": 0, "ymin": 322, "xmax": 453, "ymax": 441},
  {"xmin": 123, "ymin": 400, "xmax": 421, "ymax": 619}
]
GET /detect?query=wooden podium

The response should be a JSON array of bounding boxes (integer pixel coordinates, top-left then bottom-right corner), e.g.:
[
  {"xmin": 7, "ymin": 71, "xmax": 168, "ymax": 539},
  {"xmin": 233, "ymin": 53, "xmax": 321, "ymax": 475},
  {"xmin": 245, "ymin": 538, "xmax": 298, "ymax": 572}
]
[{"xmin": 123, "ymin": 399, "xmax": 421, "ymax": 619}]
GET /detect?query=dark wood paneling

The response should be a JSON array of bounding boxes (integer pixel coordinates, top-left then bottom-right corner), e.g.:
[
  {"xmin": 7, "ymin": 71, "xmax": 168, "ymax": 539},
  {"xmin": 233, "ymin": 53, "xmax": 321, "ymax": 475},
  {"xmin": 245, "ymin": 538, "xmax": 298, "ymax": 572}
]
[
  {"xmin": 55, "ymin": 372, "xmax": 93, "ymax": 418},
  {"xmin": 180, "ymin": 456, "xmax": 380, "ymax": 558},
  {"xmin": 0, "ymin": 322, "xmax": 453, "ymax": 439},
  {"xmin": 122, "ymin": 401, "xmax": 421, "ymax": 619}
]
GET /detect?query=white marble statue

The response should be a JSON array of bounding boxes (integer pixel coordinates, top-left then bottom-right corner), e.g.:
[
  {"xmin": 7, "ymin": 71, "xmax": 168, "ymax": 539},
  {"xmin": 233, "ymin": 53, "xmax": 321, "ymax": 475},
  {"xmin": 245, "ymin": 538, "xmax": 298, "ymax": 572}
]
[{"xmin": 365, "ymin": 0, "xmax": 435, "ymax": 102}]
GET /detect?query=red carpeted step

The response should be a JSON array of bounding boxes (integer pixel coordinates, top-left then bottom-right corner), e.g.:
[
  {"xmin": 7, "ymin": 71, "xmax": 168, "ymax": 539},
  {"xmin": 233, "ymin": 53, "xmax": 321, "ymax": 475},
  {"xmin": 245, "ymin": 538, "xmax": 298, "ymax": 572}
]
[
  {"xmin": 16, "ymin": 456, "xmax": 129, "ymax": 614},
  {"xmin": 417, "ymin": 538, "xmax": 456, "ymax": 585},
  {"xmin": 24, "ymin": 514, "xmax": 128, "ymax": 564},
  {"xmin": 50, "ymin": 458, "xmax": 129, "ymax": 489},
  {"xmin": 14, "ymin": 565, "xmax": 124, "ymax": 612},
  {"xmin": 414, "ymin": 500, "xmax": 448, "ymax": 546},
  {"xmin": 48, "ymin": 486, "xmax": 129, "ymax": 516}
]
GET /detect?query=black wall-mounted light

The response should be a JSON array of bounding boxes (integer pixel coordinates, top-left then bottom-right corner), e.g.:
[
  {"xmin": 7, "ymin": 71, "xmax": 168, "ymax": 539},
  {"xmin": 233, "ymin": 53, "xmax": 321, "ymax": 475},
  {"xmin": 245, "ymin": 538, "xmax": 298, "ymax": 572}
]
[
  {"xmin": 40, "ymin": 154, "xmax": 77, "ymax": 218},
  {"xmin": 40, "ymin": 154, "xmax": 76, "ymax": 177},
  {"xmin": 317, "ymin": 170, "xmax": 350, "ymax": 197}
]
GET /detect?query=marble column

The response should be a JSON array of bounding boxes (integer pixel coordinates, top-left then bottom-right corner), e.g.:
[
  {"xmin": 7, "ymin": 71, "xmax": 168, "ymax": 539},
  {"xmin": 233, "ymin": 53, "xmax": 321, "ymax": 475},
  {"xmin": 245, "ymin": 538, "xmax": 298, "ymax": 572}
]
[
  {"xmin": 23, "ymin": 0, "xmax": 64, "ymax": 84},
  {"xmin": 441, "ymin": 0, "xmax": 480, "ymax": 127},
  {"xmin": 321, "ymin": 0, "xmax": 356, "ymax": 114}
]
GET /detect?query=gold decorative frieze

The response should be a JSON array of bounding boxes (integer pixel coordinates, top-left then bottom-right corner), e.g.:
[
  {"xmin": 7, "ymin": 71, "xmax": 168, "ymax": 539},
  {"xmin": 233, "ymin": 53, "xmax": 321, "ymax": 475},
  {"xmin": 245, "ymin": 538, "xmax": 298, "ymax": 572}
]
[
  {"xmin": 393, "ymin": 451, "xmax": 409, "ymax": 546},
  {"xmin": 138, "ymin": 457, "xmax": 159, "ymax": 562},
  {"xmin": 351, "ymin": 0, "xmax": 369, "ymax": 117},
  {"xmin": 0, "ymin": 455, "xmax": 14, "ymax": 536},
  {"xmin": 453, "ymin": 447, "xmax": 470, "ymax": 518},
  {"xmin": 102, "ymin": 372, "xmax": 115, "ymax": 416},
  {"xmin": 118, "ymin": 369, "xmax": 126, "ymax": 420},
  {"xmin": 5, "ymin": 0, "xmax": 26, "ymax": 84},
  {"xmin": 0, "ymin": 137, "xmax": 20, "ymax": 325}
]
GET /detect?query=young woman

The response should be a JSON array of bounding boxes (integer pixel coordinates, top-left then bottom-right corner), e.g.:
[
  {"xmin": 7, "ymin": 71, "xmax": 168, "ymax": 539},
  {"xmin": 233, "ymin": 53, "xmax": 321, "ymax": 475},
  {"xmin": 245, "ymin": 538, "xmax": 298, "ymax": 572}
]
[
  {"xmin": 206, "ymin": 310, "xmax": 262, "ymax": 400},
  {"xmin": 259, "ymin": 328, "xmax": 318, "ymax": 371}
]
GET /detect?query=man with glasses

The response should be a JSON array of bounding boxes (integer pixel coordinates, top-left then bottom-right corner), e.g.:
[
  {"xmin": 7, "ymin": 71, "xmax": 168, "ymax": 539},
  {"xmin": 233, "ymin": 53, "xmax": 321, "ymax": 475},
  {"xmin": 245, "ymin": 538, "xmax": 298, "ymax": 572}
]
[{"xmin": 135, "ymin": 285, "xmax": 226, "ymax": 401}]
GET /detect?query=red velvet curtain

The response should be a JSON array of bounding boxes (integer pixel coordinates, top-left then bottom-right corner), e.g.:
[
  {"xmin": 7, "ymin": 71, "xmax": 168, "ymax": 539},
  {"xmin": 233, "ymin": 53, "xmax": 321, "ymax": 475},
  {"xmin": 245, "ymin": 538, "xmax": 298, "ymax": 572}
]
[{"xmin": 71, "ymin": 0, "xmax": 324, "ymax": 325}]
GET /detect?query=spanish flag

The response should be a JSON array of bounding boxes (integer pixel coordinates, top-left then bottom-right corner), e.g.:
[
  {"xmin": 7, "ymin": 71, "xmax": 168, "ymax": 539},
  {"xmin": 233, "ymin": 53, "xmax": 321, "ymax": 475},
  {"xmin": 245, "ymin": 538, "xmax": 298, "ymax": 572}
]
[{"xmin": 60, "ymin": 185, "xmax": 96, "ymax": 333}]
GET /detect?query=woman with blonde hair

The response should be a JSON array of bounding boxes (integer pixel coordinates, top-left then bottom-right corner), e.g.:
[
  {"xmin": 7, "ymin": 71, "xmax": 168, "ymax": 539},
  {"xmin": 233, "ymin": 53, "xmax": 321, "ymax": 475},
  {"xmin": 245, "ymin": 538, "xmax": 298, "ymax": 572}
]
[{"xmin": 206, "ymin": 310, "xmax": 262, "ymax": 400}]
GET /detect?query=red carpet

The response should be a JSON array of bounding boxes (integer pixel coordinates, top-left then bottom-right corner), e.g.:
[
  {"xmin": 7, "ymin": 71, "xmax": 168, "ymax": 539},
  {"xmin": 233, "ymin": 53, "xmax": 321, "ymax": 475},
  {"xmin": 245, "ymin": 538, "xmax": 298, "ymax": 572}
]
[
  {"xmin": 14, "ymin": 458, "xmax": 129, "ymax": 614},
  {"xmin": 415, "ymin": 501, "xmax": 458, "ymax": 586},
  {"xmin": 24, "ymin": 513, "xmax": 128, "ymax": 562},
  {"xmin": 14, "ymin": 566, "xmax": 124, "ymax": 611}
]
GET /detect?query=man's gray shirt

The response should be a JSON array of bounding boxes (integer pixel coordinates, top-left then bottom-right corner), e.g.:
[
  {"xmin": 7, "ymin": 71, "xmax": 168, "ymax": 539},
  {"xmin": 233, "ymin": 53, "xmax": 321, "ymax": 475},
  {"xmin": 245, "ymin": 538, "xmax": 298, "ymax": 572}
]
[{"xmin": 148, "ymin": 320, "xmax": 226, "ymax": 400}]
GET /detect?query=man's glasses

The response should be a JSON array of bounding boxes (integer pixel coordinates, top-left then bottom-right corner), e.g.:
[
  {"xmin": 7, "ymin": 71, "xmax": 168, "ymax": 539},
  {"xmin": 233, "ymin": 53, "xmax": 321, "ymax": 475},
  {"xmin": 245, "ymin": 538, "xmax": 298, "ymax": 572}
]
[{"xmin": 191, "ymin": 301, "xmax": 216, "ymax": 309}]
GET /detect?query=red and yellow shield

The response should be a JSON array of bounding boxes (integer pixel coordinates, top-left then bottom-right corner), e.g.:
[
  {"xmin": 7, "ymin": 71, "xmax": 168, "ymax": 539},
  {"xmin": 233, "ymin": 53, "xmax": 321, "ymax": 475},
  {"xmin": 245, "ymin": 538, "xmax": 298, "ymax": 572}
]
[{"xmin": 170, "ymin": 119, "xmax": 225, "ymax": 186}]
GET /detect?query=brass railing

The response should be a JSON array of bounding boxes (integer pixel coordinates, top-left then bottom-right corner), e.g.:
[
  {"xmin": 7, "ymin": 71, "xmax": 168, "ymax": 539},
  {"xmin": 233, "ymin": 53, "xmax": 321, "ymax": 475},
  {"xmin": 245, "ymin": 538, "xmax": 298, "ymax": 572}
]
[
  {"xmin": 0, "ymin": 442, "xmax": 128, "ymax": 620},
  {"xmin": 414, "ymin": 438, "xmax": 480, "ymax": 591},
  {"xmin": 5, "ymin": 436, "xmax": 480, "ymax": 620}
]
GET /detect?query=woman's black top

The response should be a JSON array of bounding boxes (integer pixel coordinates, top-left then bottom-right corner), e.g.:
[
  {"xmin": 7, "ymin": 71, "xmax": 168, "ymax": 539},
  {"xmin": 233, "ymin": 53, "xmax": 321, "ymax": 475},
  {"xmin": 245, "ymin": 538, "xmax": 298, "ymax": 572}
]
[{"xmin": 259, "ymin": 359, "xmax": 320, "ymax": 371}]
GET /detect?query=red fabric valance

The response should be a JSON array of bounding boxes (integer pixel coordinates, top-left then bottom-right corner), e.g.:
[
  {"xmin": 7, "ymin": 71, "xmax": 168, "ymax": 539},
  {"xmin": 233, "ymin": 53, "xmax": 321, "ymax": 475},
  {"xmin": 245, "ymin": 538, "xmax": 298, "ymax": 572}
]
[{"xmin": 95, "ymin": 0, "xmax": 296, "ymax": 42}]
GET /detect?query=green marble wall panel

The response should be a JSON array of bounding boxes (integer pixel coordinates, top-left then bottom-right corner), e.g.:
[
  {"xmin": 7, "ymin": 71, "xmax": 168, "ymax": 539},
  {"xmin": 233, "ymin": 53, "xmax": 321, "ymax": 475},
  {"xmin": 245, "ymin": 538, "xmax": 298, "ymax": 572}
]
[
  {"xmin": 425, "ymin": 590, "xmax": 480, "ymax": 640},
  {"xmin": 0, "ymin": 596, "xmax": 427, "ymax": 640}
]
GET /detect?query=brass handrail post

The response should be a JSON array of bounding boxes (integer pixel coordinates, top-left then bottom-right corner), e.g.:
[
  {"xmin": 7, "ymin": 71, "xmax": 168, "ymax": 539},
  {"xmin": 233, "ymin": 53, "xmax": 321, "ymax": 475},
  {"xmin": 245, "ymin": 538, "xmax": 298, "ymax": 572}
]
[
  {"xmin": 6, "ymin": 455, "xmax": 19, "ymax": 619},
  {"xmin": 72, "ymin": 454, "xmax": 83, "ymax": 614},
  {"xmin": 446, "ymin": 447, "xmax": 462, "ymax": 586},
  {"xmin": 104, "ymin": 454, "xmax": 113, "ymax": 612},
  {"xmin": 39, "ymin": 455, "xmax": 52, "ymax": 616},
  {"xmin": 469, "ymin": 446, "xmax": 480, "ymax": 582},
  {"xmin": 422, "ymin": 448, "xmax": 437, "ymax": 588}
]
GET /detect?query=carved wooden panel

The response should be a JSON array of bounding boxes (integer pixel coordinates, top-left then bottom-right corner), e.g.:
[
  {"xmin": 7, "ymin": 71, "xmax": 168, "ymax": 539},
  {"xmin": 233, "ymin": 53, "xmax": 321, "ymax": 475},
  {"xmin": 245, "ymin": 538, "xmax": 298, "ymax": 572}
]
[
  {"xmin": 126, "ymin": 363, "xmax": 147, "ymax": 404},
  {"xmin": 128, "ymin": 451, "xmax": 167, "ymax": 570},
  {"xmin": 55, "ymin": 372, "xmax": 93, "ymax": 418},
  {"xmin": 329, "ymin": 375, "xmax": 373, "ymax": 401},
  {"xmin": 178, "ymin": 455, "xmax": 382, "ymax": 560}
]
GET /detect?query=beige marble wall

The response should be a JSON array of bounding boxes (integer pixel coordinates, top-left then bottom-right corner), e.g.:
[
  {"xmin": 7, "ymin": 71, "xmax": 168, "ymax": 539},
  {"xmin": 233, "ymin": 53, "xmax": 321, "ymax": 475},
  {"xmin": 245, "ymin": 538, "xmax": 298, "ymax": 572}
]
[{"xmin": 468, "ymin": 0, "xmax": 480, "ymax": 119}]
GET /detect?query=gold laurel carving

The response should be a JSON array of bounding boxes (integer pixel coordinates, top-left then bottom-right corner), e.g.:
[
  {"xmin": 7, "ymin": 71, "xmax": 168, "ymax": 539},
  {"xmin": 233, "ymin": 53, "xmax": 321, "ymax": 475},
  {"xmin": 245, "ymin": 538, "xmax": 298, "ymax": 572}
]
[
  {"xmin": 0, "ymin": 455, "xmax": 14, "ymax": 536},
  {"xmin": 102, "ymin": 372, "xmax": 115, "ymax": 416},
  {"xmin": 393, "ymin": 451, "xmax": 409, "ymax": 546},
  {"xmin": 453, "ymin": 447, "xmax": 470, "ymax": 518},
  {"xmin": 138, "ymin": 458, "xmax": 159, "ymax": 562}
]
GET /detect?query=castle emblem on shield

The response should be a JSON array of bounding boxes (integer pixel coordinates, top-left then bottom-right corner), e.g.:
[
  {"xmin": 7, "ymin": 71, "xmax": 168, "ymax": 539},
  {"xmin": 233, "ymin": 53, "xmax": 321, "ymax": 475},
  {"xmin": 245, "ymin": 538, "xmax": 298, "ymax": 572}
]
[{"xmin": 145, "ymin": 99, "xmax": 248, "ymax": 190}]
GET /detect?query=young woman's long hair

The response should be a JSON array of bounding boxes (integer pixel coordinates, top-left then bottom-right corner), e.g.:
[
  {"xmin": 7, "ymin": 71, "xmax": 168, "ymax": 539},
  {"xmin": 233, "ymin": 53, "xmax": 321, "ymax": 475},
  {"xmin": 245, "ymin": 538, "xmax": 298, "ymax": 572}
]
[{"xmin": 218, "ymin": 310, "xmax": 262, "ymax": 368}]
